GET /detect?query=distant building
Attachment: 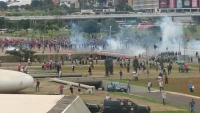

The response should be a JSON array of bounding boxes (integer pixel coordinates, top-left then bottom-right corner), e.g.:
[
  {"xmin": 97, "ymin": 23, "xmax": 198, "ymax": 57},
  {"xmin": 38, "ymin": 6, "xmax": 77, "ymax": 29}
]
[
  {"xmin": 59, "ymin": 0, "xmax": 80, "ymax": 9},
  {"xmin": 128, "ymin": 0, "xmax": 159, "ymax": 12},
  {"xmin": 7, "ymin": 1, "xmax": 31, "ymax": 7}
]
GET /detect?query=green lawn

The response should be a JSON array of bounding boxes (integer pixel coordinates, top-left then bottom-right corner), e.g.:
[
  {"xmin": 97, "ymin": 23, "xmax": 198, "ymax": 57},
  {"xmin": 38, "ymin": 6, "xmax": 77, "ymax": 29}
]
[{"xmin": 1, "ymin": 29, "xmax": 70, "ymax": 38}]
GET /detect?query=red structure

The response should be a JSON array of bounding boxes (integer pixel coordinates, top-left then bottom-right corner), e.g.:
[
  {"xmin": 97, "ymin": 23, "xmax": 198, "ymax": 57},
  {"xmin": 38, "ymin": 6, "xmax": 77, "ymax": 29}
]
[
  {"xmin": 169, "ymin": 0, "xmax": 175, "ymax": 8},
  {"xmin": 192, "ymin": 0, "xmax": 198, "ymax": 7}
]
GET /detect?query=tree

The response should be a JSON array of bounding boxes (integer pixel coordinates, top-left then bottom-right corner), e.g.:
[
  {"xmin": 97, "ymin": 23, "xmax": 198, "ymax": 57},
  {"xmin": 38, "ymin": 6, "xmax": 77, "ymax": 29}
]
[
  {"xmin": 6, "ymin": 49, "xmax": 36, "ymax": 61},
  {"xmin": 96, "ymin": 0, "xmax": 107, "ymax": 7},
  {"xmin": 47, "ymin": 24, "xmax": 59, "ymax": 38},
  {"xmin": 101, "ymin": 19, "xmax": 119, "ymax": 36},
  {"xmin": 33, "ymin": 22, "xmax": 46, "ymax": 33},
  {"xmin": 0, "ymin": 17, "xmax": 5, "ymax": 29},
  {"xmin": 18, "ymin": 19, "xmax": 30, "ymax": 30},
  {"xmin": 80, "ymin": 19, "xmax": 99, "ymax": 38},
  {"xmin": 188, "ymin": 25, "xmax": 197, "ymax": 37},
  {"xmin": 0, "ymin": 1, "xmax": 7, "ymax": 11},
  {"xmin": 149, "ymin": 26, "xmax": 161, "ymax": 36}
]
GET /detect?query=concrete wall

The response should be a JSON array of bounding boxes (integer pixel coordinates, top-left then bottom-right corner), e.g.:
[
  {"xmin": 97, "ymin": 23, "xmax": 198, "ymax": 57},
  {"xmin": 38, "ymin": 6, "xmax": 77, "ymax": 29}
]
[{"xmin": 63, "ymin": 96, "xmax": 91, "ymax": 113}]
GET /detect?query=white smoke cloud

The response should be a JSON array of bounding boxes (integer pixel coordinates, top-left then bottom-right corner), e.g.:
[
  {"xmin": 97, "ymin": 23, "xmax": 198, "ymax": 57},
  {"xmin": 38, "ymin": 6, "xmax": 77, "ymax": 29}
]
[{"xmin": 159, "ymin": 17, "xmax": 184, "ymax": 51}]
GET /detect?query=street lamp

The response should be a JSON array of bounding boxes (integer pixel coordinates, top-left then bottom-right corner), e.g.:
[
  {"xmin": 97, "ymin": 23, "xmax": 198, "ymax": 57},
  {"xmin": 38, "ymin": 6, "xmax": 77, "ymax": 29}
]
[{"xmin": 110, "ymin": 26, "xmax": 112, "ymax": 50}]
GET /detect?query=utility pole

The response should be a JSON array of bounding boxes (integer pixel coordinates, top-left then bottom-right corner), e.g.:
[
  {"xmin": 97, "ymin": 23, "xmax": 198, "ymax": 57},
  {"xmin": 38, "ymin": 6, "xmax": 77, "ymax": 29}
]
[{"xmin": 110, "ymin": 26, "xmax": 112, "ymax": 50}]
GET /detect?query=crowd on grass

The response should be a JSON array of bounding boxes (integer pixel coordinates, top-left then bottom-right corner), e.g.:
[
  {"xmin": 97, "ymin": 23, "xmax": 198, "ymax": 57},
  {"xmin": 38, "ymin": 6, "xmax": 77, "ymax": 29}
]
[{"xmin": 0, "ymin": 37, "xmax": 108, "ymax": 52}]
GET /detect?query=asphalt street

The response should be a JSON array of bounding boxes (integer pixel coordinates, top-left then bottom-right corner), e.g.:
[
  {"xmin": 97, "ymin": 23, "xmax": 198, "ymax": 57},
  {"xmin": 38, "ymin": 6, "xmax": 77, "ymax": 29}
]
[{"xmin": 132, "ymin": 92, "xmax": 200, "ymax": 111}]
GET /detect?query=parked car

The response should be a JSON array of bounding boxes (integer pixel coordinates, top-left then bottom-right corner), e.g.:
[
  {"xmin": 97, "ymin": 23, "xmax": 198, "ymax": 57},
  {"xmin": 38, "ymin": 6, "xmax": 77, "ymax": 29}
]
[
  {"xmin": 107, "ymin": 81, "xmax": 127, "ymax": 92},
  {"xmin": 101, "ymin": 99, "xmax": 151, "ymax": 113},
  {"xmin": 85, "ymin": 102, "xmax": 100, "ymax": 113}
]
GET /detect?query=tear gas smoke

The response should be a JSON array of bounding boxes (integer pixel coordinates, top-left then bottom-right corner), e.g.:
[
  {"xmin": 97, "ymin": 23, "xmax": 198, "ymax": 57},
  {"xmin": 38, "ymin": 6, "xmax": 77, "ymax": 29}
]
[{"xmin": 70, "ymin": 17, "xmax": 200, "ymax": 56}]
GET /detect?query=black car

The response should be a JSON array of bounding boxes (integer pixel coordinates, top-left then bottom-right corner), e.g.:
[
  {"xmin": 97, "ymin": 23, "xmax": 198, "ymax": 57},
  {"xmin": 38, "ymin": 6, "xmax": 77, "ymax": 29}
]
[
  {"xmin": 85, "ymin": 102, "xmax": 100, "ymax": 113},
  {"xmin": 101, "ymin": 99, "xmax": 150, "ymax": 113},
  {"xmin": 107, "ymin": 81, "xmax": 127, "ymax": 92}
]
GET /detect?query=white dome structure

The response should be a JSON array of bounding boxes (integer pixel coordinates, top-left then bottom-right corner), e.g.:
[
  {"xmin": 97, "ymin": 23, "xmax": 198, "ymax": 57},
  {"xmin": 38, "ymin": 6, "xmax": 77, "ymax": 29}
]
[{"xmin": 0, "ymin": 69, "xmax": 34, "ymax": 93}]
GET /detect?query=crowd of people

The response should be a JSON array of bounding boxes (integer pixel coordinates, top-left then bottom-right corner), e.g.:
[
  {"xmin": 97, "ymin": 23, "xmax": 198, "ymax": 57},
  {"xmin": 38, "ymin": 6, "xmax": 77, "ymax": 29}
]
[{"xmin": 0, "ymin": 37, "xmax": 109, "ymax": 53}]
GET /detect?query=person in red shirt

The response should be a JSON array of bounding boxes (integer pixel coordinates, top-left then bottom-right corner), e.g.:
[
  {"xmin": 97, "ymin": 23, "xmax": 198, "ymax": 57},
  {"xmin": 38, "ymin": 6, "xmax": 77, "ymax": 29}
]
[
  {"xmin": 36, "ymin": 79, "xmax": 40, "ymax": 91},
  {"xmin": 18, "ymin": 64, "xmax": 21, "ymax": 71},
  {"xmin": 185, "ymin": 64, "xmax": 189, "ymax": 73},
  {"xmin": 60, "ymin": 84, "xmax": 64, "ymax": 94}
]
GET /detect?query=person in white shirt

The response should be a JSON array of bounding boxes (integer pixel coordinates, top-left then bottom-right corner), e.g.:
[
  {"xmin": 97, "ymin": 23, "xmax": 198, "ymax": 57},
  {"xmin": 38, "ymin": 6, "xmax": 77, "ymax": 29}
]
[
  {"xmin": 159, "ymin": 81, "xmax": 164, "ymax": 92},
  {"xmin": 162, "ymin": 90, "xmax": 166, "ymax": 105},
  {"xmin": 106, "ymin": 94, "xmax": 111, "ymax": 100},
  {"xmin": 147, "ymin": 81, "xmax": 152, "ymax": 93},
  {"xmin": 59, "ymin": 70, "xmax": 62, "ymax": 78}
]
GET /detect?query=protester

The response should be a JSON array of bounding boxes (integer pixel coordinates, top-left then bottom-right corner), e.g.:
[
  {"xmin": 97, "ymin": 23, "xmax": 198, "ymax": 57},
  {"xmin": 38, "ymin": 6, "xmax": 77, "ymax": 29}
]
[
  {"xmin": 36, "ymin": 79, "xmax": 40, "ymax": 91},
  {"xmin": 106, "ymin": 94, "xmax": 111, "ymax": 100},
  {"xmin": 185, "ymin": 64, "xmax": 189, "ymax": 73},
  {"xmin": 159, "ymin": 81, "xmax": 164, "ymax": 92},
  {"xmin": 88, "ymin": 67, "xmax": 92, "ymax": 75},
  {"xmin": 72, "ymin": 63, "xmax": 75, "ymax": 72},
  {"xmin": 147, "ymin": 70, "xmax": 149, "ymax": 78},
  {"xmin": 162, "ymin": 90, "xmax": 166, "ymax": 106},
  {"xmin": 189, "ymin": 99, "xmax": 195, "ymax": 113},
  {"xmin": 189, "ymin": 81, "xmax": 194, "ymax": 92},
  {"xmin": 59, "ymin": 70, "xmax": 62, "ymax": 78},
  {"xmin": 127, "ymin": 80, "xmax": 130, "ymax": 93},
  {"xmin": 60, "ymin": 84, "xmax": 64, "ymax": 94},
  {"xmin": 165, "ymin": 74, "xmax": 168, "ymax": 84},
  {"xmin": 78, "ymin": 83, "xmax": 81, "ymax": 93},
  {"xmin": 18, "ymin": 63, "xmax": 21, "ymax": 71},
  {"xmin": 148, "ymin": 81, "xmax": 152, "ymax": 93},
  {"xmin": 119, "ymin": 70, "xmax": 123, "ymax": 80},
  {"xmin": 70, "ymin": 85, "xmax": 74, "ymax": 94},
  {"xmin": 135, "ymin": 72, "xmax": 139, "ymax": 81}
]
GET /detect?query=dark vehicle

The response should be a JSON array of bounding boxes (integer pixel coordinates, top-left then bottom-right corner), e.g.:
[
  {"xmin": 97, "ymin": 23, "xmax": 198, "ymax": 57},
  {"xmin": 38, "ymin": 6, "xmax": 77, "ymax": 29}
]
[
  {"xmin": 85, "ymin": 102, "xmax": 100, "ymax": 113},
  {"xmin": 107, "ymin": 81, "xmax": 127, "ymax": 92},
  {"xmin": 102, "ymin": 99, "xmax": 150, "ymax": 113}
]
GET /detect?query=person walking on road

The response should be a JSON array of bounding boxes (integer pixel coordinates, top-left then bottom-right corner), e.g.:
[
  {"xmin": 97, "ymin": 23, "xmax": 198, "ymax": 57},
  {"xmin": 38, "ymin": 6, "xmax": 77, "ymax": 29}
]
[
  {"xmin": 162, "ymin": 90, "xmax": 166, "ymax": 106},
  {"xmin": 148, "ymin": 81, "xmax": 152, "ymax": 93},
  {"xmin": 127, "ymin": 80, "xmax": 131, "ymax": 93},
  {"xmin": 189, "ymin": 99, "xmax": 195, "ymax": 113}
]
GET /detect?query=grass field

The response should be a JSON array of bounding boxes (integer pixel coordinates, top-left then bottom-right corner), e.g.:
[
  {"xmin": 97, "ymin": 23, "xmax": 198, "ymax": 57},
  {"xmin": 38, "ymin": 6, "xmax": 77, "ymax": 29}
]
[
  {"xmin": 28, "ymin": 60, "xmax": 200, "ymax": 96},
  {"xmin": 1, "ymin": 29, "xmax": 70, "ymax": 38}
]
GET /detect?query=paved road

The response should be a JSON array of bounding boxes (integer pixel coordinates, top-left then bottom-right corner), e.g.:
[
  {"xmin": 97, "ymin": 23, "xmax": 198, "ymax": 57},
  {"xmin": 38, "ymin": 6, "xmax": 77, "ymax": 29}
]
[{"xmin": 132, "ymin": 92, "xmax": 200, "ymax": 111}]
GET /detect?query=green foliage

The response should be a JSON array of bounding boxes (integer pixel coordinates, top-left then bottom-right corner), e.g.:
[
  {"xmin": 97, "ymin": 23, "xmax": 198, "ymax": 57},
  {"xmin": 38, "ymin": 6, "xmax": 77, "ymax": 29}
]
[
  {"xmin": 149, "ymin": 26, "xmax": 161, "ymax": 36},
  {"xmin": 96, "ymin": 0, "xmax": 107, "ymax": 6},
  {"xmin": 80, "ymin": 19, "xmax": 100, "ymax": 36},
  {"xmin": 188, "ymin": 25, "xmax": 197, "ymax": 36},
  {"xmin": 101, "ymin": 19, "xmax": 119, "ymax": 35},
  {"xmin": 33, "ymin": 22, "xmax": 46, "ymax": 32},
  {"xmin": 6, "ymin": 49, "xmax": 36, "ymax": 61},
  {"xmin": 18, "ymin": 19, "xmax": 30, "ymax": 30},
  {"xmin": 0, "ymin": 1, "xmax": 7, "ymax": 11},
  {"xmin": 116, "ymin": 4, "xmax": 133, "ymax": 12},
  {"xmin": 0, "ymin": 17, "xmax": 5, "ymax": 29},
  {"xmin": 31, "ymin": 1, "xmax": 43, "ymax": 9}
]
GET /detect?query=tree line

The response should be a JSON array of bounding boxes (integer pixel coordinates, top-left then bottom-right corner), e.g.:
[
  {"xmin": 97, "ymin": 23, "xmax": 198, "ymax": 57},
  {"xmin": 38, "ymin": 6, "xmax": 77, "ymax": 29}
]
[{"xmin": 0, "ymin": 17, "xmax": 119, "ymax": 38}]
